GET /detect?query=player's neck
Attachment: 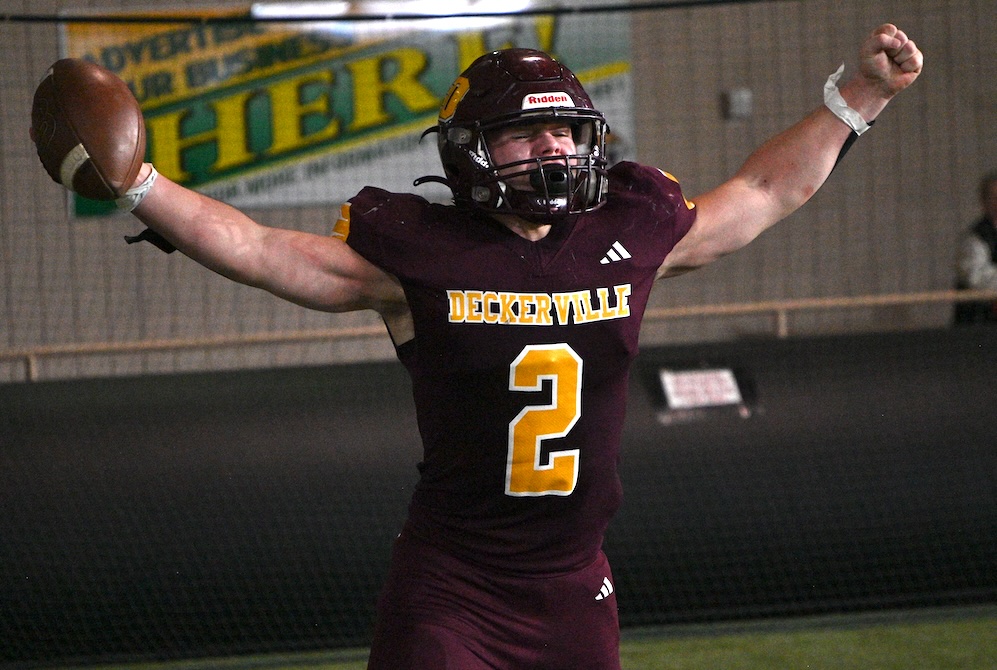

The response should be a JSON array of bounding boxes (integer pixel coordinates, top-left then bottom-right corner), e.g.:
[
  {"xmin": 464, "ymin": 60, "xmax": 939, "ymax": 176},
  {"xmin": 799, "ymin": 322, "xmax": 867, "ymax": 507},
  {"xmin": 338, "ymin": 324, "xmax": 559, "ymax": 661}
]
[{"xmin": 490, "ymin": 212, "xmax": 552, "ymax": 242}]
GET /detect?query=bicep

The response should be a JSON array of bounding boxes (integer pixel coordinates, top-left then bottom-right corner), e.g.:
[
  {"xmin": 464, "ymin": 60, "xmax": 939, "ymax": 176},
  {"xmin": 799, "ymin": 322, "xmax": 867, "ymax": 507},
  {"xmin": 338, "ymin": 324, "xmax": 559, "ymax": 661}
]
[
  {"xmin": 657, "ymin": 106, "xmax": 853, "ymax": 280},
  {"xmin": 657, "ymin": 177, "xmax": 779, "ymax": 278},
  {"xmin": 252, "ymin": 228, "xmax": 406, "ymax": 314}
]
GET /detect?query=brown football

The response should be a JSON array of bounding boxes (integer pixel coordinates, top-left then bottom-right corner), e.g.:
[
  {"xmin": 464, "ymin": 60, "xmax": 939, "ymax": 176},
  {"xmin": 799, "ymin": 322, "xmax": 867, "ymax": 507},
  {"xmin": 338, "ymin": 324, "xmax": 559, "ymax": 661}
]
[{"xmin": 31, "ymin": 58, "xmax": 146, "ymax": 201}]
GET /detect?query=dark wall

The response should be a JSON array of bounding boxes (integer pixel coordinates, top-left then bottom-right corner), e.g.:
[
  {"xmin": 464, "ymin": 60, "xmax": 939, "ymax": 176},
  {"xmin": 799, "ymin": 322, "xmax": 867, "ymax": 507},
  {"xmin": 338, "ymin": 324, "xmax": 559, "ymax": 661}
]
[
  {"xmin": 2, "ymin": 328, "xmax": 995, "ymax": 666},
  {"xmin": 612, "ymin": 327, "xmax": 997, "ymax": 625},
  {"xmin": 1, "ymin": 362, "xmax": 423, "ymax": 665}
]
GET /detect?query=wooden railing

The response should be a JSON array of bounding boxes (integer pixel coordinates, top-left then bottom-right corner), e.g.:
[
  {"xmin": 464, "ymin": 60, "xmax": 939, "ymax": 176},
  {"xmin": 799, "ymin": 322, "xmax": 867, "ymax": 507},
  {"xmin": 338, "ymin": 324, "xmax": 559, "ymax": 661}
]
[
  {"xmin": 2, "ymin": 289, "xmax": 995, "ymax": 382},
  {"xmin": 642, "ymin": 289, "xmax": 997, "ymax": 338}
]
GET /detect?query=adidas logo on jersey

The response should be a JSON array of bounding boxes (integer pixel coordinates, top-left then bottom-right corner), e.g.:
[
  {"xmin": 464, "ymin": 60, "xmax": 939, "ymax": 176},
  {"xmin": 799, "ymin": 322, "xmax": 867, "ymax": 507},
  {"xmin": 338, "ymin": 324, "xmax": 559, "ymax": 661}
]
[
  {"xmin": 595, "ymin": 576, "xmax": 615, "ymax": 601},
  {"xmin": 600, "ymin": 241, "xmax": 631, "ymax": 265}
]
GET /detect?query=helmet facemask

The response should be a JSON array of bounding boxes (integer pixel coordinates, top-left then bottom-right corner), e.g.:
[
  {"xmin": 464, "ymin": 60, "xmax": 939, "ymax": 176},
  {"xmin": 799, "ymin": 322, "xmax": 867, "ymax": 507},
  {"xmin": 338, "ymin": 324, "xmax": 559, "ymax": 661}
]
[{"xmin": 466, "ymin": 113, "xmax": 609, "ymax": 222}]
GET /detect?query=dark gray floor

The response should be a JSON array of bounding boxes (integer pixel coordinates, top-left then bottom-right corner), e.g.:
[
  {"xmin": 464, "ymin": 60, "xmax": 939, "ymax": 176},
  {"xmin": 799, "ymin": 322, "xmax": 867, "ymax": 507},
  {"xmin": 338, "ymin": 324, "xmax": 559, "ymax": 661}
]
[{"xmin": 3, "ymin": 327, "xmax": 996, "ymax": 667}]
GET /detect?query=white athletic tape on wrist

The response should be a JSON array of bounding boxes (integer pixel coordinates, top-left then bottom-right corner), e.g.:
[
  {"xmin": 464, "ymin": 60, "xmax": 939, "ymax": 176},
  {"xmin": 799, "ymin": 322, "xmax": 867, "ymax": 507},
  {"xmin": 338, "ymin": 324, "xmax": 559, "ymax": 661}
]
[
  {"xmin": 116, "ymin": 164, "xmax": 158, "ymax": 212},
  {"xmin": 823, "ymin": 64, "xmax": 871, "ymax": 136}
]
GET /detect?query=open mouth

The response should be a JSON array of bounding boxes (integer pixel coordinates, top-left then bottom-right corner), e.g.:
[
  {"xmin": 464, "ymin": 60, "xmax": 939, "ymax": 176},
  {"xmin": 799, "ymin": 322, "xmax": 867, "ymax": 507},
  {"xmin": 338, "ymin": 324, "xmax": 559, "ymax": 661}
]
[{"xmin": 530, "ymin": 166, "xmax": 570, "ymax": 196}]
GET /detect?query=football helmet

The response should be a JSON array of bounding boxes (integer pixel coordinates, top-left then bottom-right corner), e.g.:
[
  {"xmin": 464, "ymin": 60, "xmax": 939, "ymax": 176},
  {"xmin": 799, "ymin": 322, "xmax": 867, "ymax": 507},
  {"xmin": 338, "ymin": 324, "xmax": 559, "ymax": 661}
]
[{"xmin": 417, "ymin": 48, "xmax": 609, "ymax": 222}]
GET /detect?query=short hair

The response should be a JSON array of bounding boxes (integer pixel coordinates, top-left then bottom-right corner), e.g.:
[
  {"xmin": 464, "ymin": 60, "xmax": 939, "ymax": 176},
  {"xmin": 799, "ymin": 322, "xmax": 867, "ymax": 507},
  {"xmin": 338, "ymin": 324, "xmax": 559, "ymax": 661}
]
[{"xmin": 980, "ymin": 170, "xmax": 997, "ymax": 202}]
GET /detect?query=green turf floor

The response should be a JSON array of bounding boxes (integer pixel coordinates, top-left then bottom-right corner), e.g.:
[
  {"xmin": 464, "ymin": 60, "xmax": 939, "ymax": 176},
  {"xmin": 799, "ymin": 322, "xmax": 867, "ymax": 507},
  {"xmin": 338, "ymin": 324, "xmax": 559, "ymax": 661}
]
[
  {"xmin": 61, "ymin": 606, "xmax": 996, "ymax": 670},
  {"xmin": 618, "ymin": 608, "xmax": 996, "ymax": 670}
]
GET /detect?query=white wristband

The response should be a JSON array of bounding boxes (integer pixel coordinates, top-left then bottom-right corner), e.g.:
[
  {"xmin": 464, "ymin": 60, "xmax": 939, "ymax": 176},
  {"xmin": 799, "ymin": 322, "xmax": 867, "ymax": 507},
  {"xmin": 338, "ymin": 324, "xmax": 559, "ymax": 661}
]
[
  {"xmin": 823, "ymin": 64, "xmax": 871, "ymax": 135},
  {"xmin": 116, "ymin": 164, "xmax": 158, "ymax": 212}
]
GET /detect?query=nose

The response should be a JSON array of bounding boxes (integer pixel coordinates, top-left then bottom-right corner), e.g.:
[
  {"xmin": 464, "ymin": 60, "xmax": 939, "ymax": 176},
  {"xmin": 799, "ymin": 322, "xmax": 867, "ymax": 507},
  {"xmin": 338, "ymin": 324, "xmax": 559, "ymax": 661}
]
[{"xmin": 535, "ymin": 130, "xmax": 565, "ymax": 156}]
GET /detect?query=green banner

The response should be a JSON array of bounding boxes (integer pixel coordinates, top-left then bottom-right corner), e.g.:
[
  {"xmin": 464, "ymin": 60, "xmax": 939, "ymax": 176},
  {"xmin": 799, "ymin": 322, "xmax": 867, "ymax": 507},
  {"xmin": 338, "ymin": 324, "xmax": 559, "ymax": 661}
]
[{"xmin": 63, "ymin": 2, "xmax": 633, "ymax": 216}]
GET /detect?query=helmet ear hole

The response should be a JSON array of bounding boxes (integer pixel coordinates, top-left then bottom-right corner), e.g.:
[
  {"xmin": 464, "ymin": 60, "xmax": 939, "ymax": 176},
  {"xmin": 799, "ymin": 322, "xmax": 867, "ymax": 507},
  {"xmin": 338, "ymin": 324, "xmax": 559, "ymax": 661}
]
[
  {"xmin": 472, "ymin": 186, "xmax": 491, "ymax": 203},
  {"xmin": 448, "ymin": 128, "xmax": 472, "ymax": 144}
]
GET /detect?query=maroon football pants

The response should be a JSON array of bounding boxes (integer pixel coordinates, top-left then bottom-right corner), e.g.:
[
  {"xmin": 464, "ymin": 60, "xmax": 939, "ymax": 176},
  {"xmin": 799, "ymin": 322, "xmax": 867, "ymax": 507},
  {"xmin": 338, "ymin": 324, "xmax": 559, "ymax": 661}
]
[{"xmin": 366, "ymin": 530, "xmax": 621, "ymax": 670}]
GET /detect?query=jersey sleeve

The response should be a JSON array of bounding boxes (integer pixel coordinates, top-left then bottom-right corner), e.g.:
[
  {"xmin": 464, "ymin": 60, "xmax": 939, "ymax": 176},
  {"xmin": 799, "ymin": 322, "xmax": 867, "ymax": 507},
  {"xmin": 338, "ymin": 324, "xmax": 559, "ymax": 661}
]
[
  {"xmin": 607, "ymin": 161, "xmax": 697, "ymax": 261},
  {"xmin": 332, "ymin": 186, "xmax": 435, "ymax": 279}
]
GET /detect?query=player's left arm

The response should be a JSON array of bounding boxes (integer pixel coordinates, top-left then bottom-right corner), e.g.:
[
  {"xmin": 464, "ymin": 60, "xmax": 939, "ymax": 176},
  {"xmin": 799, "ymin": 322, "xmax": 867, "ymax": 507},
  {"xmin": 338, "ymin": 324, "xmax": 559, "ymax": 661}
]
[{"xmin": 657, "ymin": 24, "xmax": 923, "ymax": 279}]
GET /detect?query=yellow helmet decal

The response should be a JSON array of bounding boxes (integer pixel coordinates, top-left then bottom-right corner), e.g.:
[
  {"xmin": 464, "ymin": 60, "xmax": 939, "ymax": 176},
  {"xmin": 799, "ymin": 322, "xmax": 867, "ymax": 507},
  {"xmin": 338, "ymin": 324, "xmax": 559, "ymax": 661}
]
[{"xmin": 439, "ymin": 76, "xmax": 470, "ymax": 122}]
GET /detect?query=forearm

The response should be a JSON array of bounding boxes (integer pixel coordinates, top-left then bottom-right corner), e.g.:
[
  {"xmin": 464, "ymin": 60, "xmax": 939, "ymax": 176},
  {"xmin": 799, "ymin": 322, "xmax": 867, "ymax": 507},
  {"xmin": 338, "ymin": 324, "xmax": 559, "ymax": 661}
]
[
  {"xmin": 130, "ymin": 166, "xmax": 269, "ymax": 286},
  {"xmin": 734, "ymin": 62, "xmax": 898, "ymax": 217},
  {"xmin": 129, "ymin": 165, "xmax": 407, "ymax": 315},
  {"xmin": 660, "ymin": 107, "xmax": 857, "ymax": 279},
  {"xmin": 733, "ymin": 106, "xmax": 854, "ymax": 223}
]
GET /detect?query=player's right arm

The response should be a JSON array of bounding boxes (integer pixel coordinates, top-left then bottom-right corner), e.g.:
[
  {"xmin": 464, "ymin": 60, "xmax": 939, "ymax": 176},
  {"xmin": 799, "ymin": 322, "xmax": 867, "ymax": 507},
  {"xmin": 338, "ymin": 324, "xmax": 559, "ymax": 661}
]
[{"xmin": 129, "ymin": 164, "xmax": 412, "ymax": 335}]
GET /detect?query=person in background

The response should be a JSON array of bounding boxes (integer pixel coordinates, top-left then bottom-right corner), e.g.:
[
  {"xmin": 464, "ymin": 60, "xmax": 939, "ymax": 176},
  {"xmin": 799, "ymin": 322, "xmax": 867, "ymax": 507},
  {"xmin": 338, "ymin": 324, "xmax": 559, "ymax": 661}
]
[{"xmin": 954, "ymin": 171, "xmax": 997, "ymax": 324}]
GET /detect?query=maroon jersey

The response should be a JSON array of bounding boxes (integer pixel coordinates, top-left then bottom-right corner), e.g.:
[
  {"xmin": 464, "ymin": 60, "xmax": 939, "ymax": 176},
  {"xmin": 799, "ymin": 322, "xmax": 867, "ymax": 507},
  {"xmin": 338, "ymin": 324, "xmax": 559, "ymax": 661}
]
[{"xmin": 341, "ymin": 162, "xmax": 695, "ymax": 574}]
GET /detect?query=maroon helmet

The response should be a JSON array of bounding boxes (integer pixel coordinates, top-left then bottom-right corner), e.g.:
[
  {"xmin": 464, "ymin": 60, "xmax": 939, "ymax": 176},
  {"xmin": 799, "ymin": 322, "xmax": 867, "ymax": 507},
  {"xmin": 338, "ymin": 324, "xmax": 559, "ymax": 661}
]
[{"xmin": 417, "ymin": 48, "xmax": 609, "ymax": 222}]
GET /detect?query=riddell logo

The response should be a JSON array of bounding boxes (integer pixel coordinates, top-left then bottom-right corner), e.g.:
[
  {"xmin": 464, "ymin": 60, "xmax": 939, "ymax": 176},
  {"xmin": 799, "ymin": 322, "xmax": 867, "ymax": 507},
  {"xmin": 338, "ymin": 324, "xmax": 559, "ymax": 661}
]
[{"xmin": 522, "ymin": 92, "xmax": 575, "ymax": 109}]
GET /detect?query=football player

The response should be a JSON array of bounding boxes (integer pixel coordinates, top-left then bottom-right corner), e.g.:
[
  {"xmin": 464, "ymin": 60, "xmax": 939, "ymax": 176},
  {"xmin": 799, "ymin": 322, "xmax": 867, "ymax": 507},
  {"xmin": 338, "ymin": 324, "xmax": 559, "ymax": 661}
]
[{"xmin": 95, "ymin": 23, "xmax": 921, "ymax": 670}]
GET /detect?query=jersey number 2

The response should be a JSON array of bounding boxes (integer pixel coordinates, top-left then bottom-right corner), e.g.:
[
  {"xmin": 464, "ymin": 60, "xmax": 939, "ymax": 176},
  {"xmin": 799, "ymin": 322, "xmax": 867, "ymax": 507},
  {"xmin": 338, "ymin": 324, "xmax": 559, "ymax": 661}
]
[{"xmin": 505, "ymin": 343, "xmax": 582, "ymax": 497}]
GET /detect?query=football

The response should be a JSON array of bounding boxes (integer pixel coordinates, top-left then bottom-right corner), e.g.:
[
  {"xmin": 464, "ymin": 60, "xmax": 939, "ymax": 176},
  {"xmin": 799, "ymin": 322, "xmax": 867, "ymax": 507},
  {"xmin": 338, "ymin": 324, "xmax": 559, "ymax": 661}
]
[{"xmin": 31, "ymin": 58, "xmax": 146, "ymax": 201}]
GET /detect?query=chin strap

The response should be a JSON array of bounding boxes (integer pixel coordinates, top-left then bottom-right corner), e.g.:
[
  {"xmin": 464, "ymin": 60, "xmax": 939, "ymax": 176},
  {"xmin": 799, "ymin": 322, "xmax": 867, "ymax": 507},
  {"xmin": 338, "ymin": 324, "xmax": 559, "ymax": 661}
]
[{"xmin": 413, "ymin": 174, "xmax": 450, "ymax": 188}]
